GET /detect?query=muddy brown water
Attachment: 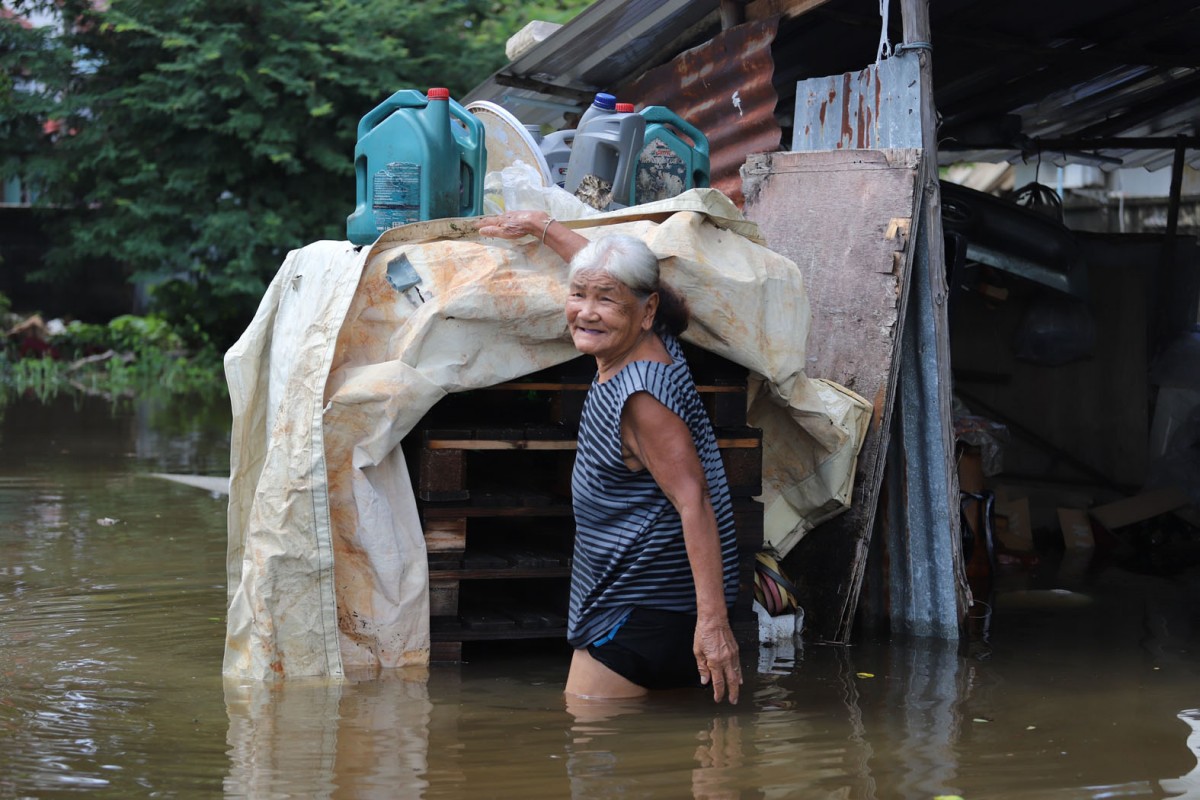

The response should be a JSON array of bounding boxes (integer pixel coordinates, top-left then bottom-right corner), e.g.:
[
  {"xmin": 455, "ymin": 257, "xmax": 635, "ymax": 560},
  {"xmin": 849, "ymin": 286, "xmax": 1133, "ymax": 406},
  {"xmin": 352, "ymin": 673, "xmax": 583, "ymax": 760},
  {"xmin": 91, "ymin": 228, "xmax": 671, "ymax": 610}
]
[{"xmin": 1, "ymin": 394, "xmax": 1198, "ymax": 799}]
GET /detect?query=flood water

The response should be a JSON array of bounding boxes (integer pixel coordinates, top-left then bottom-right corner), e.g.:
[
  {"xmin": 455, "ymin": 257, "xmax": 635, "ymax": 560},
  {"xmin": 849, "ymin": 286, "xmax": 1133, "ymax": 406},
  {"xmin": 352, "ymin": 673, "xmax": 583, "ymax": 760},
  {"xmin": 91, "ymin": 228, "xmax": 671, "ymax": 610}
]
[{"xmin": 1, "ymin": 393, "xmax": 1198, "ymax": 799}]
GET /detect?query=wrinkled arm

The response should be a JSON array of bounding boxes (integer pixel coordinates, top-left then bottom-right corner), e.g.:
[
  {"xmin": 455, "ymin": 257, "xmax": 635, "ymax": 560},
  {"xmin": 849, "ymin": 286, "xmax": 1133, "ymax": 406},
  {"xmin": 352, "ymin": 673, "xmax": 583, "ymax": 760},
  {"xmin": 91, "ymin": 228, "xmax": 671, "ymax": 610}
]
[
  {"xmin": 474, "ymin": 211, "xmax": 588, "ymax": 263},
  {"xmin": 621, "ymin": 391, "xmax": 741, "ymax": 704}
]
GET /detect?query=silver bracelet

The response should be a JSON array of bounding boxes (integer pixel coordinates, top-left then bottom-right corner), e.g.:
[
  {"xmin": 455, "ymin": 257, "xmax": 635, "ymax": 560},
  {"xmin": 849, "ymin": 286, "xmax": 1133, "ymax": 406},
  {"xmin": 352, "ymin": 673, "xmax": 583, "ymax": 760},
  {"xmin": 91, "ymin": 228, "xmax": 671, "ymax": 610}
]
[{"xmin": 541, "ymin": 217, "xmax": 556, "ymax": 245}]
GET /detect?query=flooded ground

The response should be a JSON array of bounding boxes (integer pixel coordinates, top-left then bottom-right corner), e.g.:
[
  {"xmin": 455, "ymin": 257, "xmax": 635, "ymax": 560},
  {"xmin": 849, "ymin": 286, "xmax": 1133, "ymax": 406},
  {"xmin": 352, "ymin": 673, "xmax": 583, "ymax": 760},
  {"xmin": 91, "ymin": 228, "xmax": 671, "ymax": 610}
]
[{"xmin": 1, "ymin": 393, "xmax": 1198, "ymax": 799}]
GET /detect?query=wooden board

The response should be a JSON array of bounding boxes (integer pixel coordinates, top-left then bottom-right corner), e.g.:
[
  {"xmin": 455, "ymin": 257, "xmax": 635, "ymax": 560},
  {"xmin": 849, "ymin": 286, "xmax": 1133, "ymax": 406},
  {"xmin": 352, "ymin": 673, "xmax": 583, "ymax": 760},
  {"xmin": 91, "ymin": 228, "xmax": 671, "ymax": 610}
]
[{"xmin": 742, "ymin": 148, "xmax": 922, "ymax": 642}]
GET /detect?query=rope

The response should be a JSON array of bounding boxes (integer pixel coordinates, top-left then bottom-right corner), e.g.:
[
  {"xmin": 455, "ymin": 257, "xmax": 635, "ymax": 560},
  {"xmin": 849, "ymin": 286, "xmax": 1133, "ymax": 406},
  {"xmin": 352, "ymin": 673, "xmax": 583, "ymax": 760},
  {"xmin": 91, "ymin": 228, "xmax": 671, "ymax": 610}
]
[{"xmin": 876, "ymin": 0, "xmax": 892, "ymax": 62}]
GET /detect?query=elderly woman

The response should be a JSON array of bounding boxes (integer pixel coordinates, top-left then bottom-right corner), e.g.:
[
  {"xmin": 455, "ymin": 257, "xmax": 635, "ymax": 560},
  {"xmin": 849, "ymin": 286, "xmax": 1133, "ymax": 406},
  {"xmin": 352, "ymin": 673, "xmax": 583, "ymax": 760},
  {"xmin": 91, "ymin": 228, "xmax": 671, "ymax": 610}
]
[{"xmin": 477, "ymin": 211, "xmax": 742, "ymax": 705}]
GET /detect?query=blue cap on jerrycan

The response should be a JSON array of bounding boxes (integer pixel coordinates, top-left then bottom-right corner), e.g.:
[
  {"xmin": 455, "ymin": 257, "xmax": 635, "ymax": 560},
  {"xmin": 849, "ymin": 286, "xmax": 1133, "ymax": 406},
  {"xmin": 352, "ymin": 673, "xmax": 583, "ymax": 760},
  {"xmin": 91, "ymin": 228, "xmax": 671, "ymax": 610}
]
[
  {"xmin": 540, "ymin": 93, "xmax": 615, "ymax": 191},
  {"xmin": 576, "ymin": 92, "xmax": 617, "ymax": 132},
  {"xmin": 630, "ymin": 106, "xmax": 710, "ymax": 206},
  {"xmin": 346, "ymin": 87, "xmax": 486, "ymax": 246}
]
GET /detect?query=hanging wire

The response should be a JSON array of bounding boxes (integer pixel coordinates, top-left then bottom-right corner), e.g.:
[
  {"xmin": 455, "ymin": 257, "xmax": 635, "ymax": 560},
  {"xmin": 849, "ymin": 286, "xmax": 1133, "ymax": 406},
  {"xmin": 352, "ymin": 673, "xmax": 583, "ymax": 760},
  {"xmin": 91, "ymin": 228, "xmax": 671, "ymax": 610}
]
[
  {"xmin": 1008, "ymin": 148, "xmax": 1065, "ymax": 221},
  {"xmin": 876, "ymin": 0, "xmax": 893, "ymax": 62}
]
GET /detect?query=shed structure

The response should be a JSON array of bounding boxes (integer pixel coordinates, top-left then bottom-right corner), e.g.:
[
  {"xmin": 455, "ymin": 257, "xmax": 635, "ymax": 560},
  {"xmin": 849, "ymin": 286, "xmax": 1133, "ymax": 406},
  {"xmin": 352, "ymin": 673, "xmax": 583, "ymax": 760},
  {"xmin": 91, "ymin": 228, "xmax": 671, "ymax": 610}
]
[{"xmin": 466, "ymin": 0, "xmax": 1200, "ymax": 643}]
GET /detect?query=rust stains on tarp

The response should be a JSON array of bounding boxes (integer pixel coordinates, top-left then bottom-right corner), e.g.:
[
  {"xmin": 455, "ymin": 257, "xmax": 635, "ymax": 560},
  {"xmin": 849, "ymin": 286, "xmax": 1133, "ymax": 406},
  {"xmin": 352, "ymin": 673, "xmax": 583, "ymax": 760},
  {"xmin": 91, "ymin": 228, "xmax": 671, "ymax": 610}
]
[{"xmin": 618, "ymin": 19, "xmax": 781, "ymax": 208}]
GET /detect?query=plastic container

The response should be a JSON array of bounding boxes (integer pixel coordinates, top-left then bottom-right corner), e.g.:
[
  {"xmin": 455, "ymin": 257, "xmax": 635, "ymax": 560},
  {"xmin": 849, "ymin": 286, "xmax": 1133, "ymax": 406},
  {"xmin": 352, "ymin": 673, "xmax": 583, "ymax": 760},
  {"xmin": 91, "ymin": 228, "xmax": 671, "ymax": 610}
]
[
  {"xmin": 540, "ymin": 129, "xmax": 576, "ymax": 189},
  {"xmin": 630, "ymin": 106, "xmax": 710, "ymax": 205},
  {"xmin": 576, "ymin": 92, "xmax": 617, "ymax": 132},
  {"xmin": 564, "ymin": 111, "xmax": 646, "ymax": 204},
  {"xmin": 346, "ymin": 88, "xmax": 486, "ymax": 245}
]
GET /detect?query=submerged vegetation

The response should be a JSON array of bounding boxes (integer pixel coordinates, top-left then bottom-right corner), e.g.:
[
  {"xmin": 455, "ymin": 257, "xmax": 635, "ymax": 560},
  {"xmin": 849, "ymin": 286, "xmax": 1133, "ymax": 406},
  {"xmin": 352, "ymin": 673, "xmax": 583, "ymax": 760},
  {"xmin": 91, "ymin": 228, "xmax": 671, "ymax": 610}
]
[{"xmin": 1, "ymin": 296, "xmax": 225, "ymax": 405}]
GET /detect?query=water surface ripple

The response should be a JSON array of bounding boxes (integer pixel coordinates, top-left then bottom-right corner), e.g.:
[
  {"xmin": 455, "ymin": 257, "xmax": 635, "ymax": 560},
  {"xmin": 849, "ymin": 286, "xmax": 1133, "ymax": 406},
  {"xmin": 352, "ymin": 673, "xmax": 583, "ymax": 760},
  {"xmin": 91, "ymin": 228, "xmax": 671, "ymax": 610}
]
[{"xmin": 2, "ymin": 395, "xmax": 1198, "ymax": 798}]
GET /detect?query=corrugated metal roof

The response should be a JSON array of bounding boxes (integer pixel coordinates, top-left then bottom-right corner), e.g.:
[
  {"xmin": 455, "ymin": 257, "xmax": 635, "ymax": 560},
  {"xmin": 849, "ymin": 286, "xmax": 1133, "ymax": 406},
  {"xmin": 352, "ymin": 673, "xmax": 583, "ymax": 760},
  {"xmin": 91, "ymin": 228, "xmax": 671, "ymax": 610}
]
[
  {"xmin": 924, "ymin": 0, "xmax": 1200, "ymax": 170},
  {"xmin": 467, "ymin": 0, "xmax": 1200, "ymax": 177},
  {"xmin": 465, "ymin": 0, "xmax": 721, "ymax": 127}
]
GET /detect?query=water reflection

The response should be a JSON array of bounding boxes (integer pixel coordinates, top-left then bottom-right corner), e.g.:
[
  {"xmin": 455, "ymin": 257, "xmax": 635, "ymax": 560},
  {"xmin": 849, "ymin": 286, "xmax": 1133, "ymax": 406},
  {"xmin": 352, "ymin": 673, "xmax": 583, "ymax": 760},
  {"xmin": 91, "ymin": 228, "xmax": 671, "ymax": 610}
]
[
  {"xmin": 2, "ymin": 393, "xmax": 1199, "ymax": 799},
  {"xmin": 224, "ymin": 668, "xmax": 433, "ymax": 798}
]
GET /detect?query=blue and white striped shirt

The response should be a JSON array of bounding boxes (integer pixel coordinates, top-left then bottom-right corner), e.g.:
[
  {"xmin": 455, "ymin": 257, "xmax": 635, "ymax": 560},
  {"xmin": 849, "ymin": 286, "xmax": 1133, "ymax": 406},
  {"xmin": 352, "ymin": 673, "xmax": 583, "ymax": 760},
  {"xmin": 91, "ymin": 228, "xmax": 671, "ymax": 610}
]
[{"xmin": 567, "ymin": 333, "xmax": 738, "ymax": 648}]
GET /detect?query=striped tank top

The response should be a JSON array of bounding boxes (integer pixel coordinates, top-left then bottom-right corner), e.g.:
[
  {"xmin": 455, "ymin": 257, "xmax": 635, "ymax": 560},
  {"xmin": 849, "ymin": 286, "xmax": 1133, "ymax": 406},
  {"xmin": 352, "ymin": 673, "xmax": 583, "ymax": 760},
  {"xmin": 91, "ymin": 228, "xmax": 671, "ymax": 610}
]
[{"xmin": 567, "ymin": 332, "xmax": 738, "ymax": 648}]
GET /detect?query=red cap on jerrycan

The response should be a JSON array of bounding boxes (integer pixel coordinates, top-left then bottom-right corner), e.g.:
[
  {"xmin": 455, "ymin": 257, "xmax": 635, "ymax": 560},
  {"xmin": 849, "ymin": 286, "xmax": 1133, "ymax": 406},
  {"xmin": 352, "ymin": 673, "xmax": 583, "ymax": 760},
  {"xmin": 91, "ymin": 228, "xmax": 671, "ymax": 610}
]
[
  {"xmin": 616, "ymin": 103, "xmax": 636, "ymax": 112},
  {"xmin": 427, "ymin": 87, "xmax": 450, "ymax": 100}
]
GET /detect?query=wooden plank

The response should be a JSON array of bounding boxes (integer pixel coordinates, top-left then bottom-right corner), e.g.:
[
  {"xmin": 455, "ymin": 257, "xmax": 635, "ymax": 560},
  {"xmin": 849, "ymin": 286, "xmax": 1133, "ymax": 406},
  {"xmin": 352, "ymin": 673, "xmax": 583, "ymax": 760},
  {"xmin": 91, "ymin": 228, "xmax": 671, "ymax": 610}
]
[
  {"xmin": 423, "ymin": 518, "xmax": 467, "ymax": 551},
  {"xmin": 722, "ymin": 446, "xmax": 763, "ymax": 497},
  {"xmin": 707, "ymin": 389, "xmax": 748, "ymax": 428},
  {"xmin": 459, "ymin": 611, "xmax": 518, "ymax": 632},
  {"xmin": 742, "ymin": 148, "xmax": 921, "ymax": 643},
  {"xmin": 1089, "ymin": 487, "xmax": 1190, "ymax": 530},
  {"xmin": 504, "ymin": 605, "xmax": 568, "ymax": 631},
  {"xmin": 429, "ymin": 580, "xmax": 460, "ymax": 617},
  {"xmin": 418, "ymin": 448, "xmax": 468, "ymax": 501}
]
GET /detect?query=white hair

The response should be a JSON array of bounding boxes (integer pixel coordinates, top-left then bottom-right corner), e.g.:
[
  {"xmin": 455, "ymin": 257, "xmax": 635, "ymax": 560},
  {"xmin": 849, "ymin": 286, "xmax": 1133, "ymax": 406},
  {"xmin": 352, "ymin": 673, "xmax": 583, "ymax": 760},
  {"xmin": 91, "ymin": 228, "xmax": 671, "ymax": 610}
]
[{"xmin": 567, "ymin": 235, "xmax": 659, "ymax": 296}]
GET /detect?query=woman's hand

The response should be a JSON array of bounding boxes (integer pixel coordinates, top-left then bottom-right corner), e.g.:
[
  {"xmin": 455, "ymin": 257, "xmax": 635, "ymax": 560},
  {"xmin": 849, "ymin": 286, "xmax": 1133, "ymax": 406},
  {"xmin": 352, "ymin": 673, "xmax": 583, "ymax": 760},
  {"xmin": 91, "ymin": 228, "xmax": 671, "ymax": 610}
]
[
  {"xmin": 474, "ymin": 211, "xmax": 551, "ymax": 240},
  {"xmin": 474, "ymin": 211, "xmax": 588, "ymax": 262},
  {"xmin": 695, "ymin": 615, "xmax": 742, "ymax": 704}
]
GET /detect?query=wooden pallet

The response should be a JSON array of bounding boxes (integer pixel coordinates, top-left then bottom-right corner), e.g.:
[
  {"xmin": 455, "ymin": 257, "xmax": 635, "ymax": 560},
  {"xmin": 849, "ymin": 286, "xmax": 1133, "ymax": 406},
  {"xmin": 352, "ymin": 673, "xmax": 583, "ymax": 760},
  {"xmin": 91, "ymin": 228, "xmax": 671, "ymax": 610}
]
[{"xmin": 410, "ymin": 348, "xmax": 764, "ymax": 662}]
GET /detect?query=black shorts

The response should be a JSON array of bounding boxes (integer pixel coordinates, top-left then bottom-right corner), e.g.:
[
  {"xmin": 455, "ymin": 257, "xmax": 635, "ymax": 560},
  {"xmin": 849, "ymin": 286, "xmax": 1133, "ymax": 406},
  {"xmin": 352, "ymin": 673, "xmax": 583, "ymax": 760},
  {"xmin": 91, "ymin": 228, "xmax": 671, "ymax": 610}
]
[{"xmin": 586, "ymin": 607, "xmax": 701, "ymax": 690}]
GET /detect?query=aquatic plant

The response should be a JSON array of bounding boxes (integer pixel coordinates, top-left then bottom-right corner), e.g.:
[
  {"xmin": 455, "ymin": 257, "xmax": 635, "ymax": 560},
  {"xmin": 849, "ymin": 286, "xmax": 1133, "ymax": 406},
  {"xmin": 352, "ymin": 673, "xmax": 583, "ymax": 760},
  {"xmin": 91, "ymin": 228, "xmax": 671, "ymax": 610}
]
[{"xmin": 0, "ymin": 313, "xmax": 225, "ymax": 405}]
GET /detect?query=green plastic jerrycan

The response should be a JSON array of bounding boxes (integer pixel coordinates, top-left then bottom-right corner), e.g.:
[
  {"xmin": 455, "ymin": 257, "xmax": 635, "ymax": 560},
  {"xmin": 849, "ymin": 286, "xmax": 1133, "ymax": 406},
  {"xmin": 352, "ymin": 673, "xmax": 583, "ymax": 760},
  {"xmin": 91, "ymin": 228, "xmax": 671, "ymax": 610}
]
[
  {"xmin": 629, "ymin": 106, "xmax": 710, "ymax": 205},
  {"xmin": 346, "ymin": 88, "xmax": 486, "ymax": 245}
]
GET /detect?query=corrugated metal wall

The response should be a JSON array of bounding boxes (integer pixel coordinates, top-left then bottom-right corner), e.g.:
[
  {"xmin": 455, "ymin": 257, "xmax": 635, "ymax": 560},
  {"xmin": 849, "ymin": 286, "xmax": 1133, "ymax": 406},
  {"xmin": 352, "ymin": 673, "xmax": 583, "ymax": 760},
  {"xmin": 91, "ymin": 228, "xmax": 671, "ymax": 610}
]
[{"xmin": 619, "ymin": 19, "xmax": 782, "ymax": 207}]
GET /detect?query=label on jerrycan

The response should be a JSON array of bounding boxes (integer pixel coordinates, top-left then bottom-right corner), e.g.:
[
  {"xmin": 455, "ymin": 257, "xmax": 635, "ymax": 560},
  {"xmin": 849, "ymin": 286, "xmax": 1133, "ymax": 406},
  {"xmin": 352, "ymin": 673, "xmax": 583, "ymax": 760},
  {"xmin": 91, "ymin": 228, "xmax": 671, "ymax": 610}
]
[
  {"xmin": 635, "ymin": 137, "xmax": 687, "ymax": 203},
  {"xmin": 372, "ymin": 161, "xmax": 422, "ymax": 229}
]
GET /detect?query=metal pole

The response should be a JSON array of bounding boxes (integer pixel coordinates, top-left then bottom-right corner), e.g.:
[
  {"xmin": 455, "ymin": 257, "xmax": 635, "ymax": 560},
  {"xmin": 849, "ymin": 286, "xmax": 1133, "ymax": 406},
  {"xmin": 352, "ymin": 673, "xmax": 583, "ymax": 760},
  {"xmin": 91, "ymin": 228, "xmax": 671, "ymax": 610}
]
[
  {"xmin": 898, "ymin": 0, "xmax": 971, "ymax": 636},
  {"xmin": 1166, "ymin": 136, "xmax": 1187, "ymax": 238}
]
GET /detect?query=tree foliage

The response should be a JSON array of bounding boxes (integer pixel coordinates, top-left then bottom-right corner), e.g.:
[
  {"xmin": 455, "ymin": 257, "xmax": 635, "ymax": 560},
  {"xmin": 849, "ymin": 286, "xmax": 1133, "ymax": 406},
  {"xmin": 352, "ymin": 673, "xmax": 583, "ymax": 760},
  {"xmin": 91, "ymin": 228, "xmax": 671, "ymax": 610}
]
[{"xmin": 0, "ymin": 0, "xmax": 590, "ymax": 347}]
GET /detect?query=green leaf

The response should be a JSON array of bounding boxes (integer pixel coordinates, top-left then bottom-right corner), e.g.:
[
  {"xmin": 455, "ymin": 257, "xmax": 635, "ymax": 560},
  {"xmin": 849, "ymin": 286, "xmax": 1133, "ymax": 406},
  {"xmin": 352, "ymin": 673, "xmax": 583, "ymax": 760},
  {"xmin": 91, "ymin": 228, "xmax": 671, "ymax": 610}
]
[{"xmin": 0, "ymin": 0, "xmax": 592, "ymax": 349}]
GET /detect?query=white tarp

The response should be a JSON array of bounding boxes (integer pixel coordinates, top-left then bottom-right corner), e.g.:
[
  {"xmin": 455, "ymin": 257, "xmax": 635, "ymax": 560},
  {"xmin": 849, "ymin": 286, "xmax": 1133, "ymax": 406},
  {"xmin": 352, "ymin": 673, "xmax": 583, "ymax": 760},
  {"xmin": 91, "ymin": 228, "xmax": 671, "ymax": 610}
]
[{"xmin": 224, "ymin": 189, "xmax": 870, "ymax": 680}]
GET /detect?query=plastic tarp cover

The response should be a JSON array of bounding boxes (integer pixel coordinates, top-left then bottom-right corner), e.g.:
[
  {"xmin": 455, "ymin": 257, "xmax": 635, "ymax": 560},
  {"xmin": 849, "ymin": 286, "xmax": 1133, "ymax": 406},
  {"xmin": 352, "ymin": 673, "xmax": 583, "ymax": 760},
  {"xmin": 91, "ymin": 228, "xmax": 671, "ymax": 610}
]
[{"xmin": 223, "ymin": 189, "xmax": 870, "ymax": 680}]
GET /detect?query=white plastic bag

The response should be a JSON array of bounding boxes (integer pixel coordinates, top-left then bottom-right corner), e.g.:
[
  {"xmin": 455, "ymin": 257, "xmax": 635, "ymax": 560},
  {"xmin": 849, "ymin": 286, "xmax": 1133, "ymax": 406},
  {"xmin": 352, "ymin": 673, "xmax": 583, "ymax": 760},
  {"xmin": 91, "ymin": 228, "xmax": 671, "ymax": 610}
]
[{"xmin": 482, "ymin": 160, "xmax": 600, "ymax": 221}]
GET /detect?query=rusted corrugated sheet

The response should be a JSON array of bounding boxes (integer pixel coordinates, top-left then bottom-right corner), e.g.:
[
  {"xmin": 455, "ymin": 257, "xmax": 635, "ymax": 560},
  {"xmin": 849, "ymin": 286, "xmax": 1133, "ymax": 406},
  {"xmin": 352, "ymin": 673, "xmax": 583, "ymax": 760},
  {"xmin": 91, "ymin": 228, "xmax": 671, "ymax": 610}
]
[
  {"xmin": 792, "ymin": 53, "xmax": 923, "ymax": 152},
  {"xmin": 618, "ymin": 19, "xmax": 781, "ymax": 208}
]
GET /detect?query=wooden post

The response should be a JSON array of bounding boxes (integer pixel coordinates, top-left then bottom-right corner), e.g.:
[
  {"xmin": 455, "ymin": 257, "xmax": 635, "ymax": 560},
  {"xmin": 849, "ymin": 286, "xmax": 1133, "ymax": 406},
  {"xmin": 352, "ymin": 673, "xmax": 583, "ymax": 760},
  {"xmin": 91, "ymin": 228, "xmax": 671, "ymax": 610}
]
[{"xmin": 719, "ymin": 0, "xmax": 745, "ymax": 29}]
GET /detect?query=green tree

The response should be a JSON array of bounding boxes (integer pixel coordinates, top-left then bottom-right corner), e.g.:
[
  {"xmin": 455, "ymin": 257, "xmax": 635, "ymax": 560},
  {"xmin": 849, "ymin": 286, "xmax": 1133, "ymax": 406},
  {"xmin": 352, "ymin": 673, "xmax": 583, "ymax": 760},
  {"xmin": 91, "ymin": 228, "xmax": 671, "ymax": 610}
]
[{"xmin": 0, "ymin": 0, "xmax": 590, "ymax": 349}]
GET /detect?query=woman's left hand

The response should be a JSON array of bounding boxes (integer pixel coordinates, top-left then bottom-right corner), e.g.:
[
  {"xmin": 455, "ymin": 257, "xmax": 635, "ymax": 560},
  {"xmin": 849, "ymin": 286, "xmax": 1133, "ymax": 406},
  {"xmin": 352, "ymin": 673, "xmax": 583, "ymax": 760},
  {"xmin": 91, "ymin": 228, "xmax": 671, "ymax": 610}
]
[{"xmin": 694, "ymin": 616, "xmax": 742, "ymax": 704}]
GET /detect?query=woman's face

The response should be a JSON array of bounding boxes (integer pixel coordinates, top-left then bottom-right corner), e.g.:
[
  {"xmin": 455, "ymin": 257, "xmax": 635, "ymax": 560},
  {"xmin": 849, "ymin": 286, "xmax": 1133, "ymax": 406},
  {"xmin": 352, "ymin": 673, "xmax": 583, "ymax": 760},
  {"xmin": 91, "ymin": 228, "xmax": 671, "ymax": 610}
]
[{"xmin": 565, "ymin": 270, "xmax": 655, "ymax": 360}]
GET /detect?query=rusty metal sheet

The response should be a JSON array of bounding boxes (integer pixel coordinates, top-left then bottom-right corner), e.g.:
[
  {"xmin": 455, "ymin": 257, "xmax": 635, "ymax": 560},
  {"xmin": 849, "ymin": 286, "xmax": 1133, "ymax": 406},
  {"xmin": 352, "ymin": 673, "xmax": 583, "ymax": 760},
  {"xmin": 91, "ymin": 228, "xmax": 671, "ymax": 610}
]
[
  {"xmin": 792, "ymin": 52, "xmax": 924, "ymax": 152},
  {"xmin": 619, "ymin": 19, "xmax": 782, "ymax": 207}
]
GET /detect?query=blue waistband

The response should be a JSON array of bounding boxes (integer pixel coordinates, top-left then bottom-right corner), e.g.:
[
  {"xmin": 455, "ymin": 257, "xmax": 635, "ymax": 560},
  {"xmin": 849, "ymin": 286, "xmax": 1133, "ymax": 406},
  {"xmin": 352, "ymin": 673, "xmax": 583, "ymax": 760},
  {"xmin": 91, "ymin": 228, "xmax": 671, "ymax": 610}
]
[{"xmin": 590, "ymin": 609, "xmax": 633, "ymax": 647}]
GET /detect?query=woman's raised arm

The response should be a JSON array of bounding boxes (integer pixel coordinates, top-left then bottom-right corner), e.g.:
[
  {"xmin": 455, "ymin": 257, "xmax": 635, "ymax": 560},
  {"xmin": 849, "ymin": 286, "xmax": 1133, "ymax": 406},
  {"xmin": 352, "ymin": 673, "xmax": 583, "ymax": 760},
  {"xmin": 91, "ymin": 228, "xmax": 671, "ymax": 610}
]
[{"xmin": 475, "ymin": 211, "xmax": 588, "ymax": 264}]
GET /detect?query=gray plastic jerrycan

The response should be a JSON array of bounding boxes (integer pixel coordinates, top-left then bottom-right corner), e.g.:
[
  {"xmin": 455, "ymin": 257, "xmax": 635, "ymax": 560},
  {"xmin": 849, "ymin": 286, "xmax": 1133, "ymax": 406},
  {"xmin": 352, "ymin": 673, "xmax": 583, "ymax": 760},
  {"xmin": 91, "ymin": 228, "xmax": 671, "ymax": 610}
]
[
  {"xmin": 540, "ymin": 129, "xmax": 575, "ymax": 189},
  {"xmin": 346, "ymin": 88, "xmax": 486, "ymax": 246},
  {"xmin": 564, "ymin": 111, "xmax": 645, "ymax": 206}
]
